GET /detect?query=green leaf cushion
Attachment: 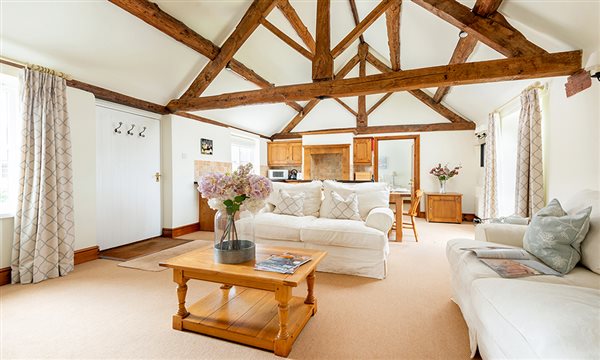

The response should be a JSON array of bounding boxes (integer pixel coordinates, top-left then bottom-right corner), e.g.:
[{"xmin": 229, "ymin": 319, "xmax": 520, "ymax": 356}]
[{"xmin": 524, "ymin": 199, "xmax": 592, "ymax": 274}]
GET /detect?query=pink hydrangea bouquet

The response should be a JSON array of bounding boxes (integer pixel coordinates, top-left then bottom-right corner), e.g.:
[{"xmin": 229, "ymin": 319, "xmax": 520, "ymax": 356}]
[
  {"xmin": 198, "ymin": 164, "xmax": 272, "ymax": 250},
  {"xmin": 429, "ymin": 163, "xmax": 462, "ymax": 181},
  {"xmin": 198, "ymin": 163, "xmax": 272, "ymax": 214}
]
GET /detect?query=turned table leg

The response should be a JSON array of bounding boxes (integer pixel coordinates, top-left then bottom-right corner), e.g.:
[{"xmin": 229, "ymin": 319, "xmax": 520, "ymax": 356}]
[
  {"xmin": 274, "ymin": 286, "xmax": 292, "ymax": 357},
  {"xmin": 173, "ymin": 269, "xmax": 189, "ymax": 330},
  {"xmin": 305, "ymin": 270, "xmax": 317, "ymax": 315}
]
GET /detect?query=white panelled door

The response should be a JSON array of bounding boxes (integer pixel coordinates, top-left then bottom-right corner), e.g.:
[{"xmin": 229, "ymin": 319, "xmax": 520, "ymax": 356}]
[{"xmin": 96, "ymin": 102, "xmax": 161, "ymax": 250}]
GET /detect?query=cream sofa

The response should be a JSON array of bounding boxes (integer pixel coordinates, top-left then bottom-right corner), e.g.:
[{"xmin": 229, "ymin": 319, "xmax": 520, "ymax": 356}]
[
  {"xmin": 446, "ymin": 190, "xmax": 600, "ymax": 359},
  {"xmin": 251, "ymin": 180, "xmax": 394, "ymax": 279}
]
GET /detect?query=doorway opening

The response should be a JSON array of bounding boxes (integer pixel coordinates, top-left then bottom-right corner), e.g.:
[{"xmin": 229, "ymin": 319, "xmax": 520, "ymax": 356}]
[{"xmin": 373, "ymin": 135, "xmax": 420, "ymax": 195}]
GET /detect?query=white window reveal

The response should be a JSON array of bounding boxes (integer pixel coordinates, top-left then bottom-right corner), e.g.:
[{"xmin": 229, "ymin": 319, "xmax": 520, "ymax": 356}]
[
  {"xmin": 231, "ymin": 133, "xmax": 259, "ymax": 174},
  {"xmin": 0, "ymin": 73, "xmax": 21, "ymax": 217}
]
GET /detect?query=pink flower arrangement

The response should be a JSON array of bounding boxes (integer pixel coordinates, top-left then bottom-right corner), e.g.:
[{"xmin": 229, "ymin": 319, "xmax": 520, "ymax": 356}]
[
  {"xmin": 430, "ymin": 163, "xmax": 462, "ymax": 181},
  {"xmin": 198, "ymin": 163, "xmax": 272, "ymax": 214}
]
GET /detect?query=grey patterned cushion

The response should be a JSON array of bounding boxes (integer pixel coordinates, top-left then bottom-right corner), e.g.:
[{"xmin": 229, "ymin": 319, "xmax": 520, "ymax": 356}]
[
  {"xmin": 328, "ymin": 190, "xmax": 361, "ymax": 220},
  {"xmin": 273, "ymin": 189, "xmax": 304, "ymax": 216},
  {"xmin": 524, "ymin": 199, "xmax": 592, "ymax": 274}
]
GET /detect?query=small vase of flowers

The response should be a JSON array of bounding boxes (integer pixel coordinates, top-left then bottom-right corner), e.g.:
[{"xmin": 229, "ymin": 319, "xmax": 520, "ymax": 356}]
[
  {"xmin": 429, "ymin": 163, "xmax": 462, "ymax": 194},
  {"xmin": 198, "ymin": 164, "xmax": 272, "ymax": 264}
]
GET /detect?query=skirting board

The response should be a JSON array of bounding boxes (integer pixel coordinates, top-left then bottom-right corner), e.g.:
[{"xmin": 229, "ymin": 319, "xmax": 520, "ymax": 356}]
[
  {"xmin": 162, "ymin": 222, "xmax": 200, "ymax": 238},
  {"xmin": 0, "ymin": 245, "xmax": 99, "ymax": 286},
  {"xmin": 418, "ymin": 212, "xmax": 476, "ymax": 222}
]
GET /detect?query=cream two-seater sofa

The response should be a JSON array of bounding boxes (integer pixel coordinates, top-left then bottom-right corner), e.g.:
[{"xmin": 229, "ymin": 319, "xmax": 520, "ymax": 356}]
[
  {"xmin": 251, "ymin": 180, "xmax": 394, "ymax": 279},
  {"xmin": 446, "ymin": 190, "xmax": 600, "ymax": 359}
]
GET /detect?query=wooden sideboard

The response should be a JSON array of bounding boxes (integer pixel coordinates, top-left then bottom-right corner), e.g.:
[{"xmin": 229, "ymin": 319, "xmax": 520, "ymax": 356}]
[
  {"xmin": 199, "ymin": 195, "xmax": 217, "ymax": 231},
  {"xmin": 425, "ymin": 193, "xmax": 462, "ymax": 224}
]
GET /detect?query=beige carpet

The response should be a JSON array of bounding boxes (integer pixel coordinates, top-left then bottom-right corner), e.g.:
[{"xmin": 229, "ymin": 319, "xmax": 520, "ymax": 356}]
[
  {"xmin": 1, "ymin": 219, "xmax": 476, "ymax": 359},
  {"xmin": 118, "ymin": 240, "xmax": 212, "ymax": 271}
]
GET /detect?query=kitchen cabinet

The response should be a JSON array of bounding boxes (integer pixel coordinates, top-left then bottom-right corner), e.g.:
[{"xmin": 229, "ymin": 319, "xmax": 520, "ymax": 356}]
[
  {"xmin": 426, "ymin": 193, "xmax": 463, "ymax": 224},
  {"xmin": 268, "ymin": 141, "xmax": 302, "ymax": 166},
  {"xmin": 353, "ymin": 138, "xmax": 372, "ymax": 165}
]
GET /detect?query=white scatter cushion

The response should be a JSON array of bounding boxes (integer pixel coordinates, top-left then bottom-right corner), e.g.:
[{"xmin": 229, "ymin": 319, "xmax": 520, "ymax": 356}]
[
  {"xmin": 320, "ymin": 180, "xmax": 389, "ymax": 220},
  {"xmin": 564, "ymin": 189, "xmax": 600, "ymax": 274},
  {"xmin": 267, "ymin": 181, "xmax": 322, "ymax": 216},
  {"xmin": 273, "ymin": 189, "xmax": 304, "ymax": 216},
  {"xmin": 326, "ymin": 191, "xmax": 361, "ymax": 220}
]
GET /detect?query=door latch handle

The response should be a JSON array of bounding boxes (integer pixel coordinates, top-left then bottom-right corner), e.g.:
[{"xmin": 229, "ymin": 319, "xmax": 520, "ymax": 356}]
[{"xmin": 155, "ymin": 172, "xmax": 161, "ymax": 182}]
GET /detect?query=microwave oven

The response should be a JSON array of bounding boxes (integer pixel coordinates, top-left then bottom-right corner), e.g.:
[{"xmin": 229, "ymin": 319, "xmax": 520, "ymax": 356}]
[{"xmin": 268, "ymin": 169, "xmax": 289, "ymax": 180}]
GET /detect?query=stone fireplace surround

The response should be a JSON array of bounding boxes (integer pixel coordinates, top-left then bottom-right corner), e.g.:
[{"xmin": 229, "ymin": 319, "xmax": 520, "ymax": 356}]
[{"xmin": 303, "ymin": 144, "xmax": 350, "ymax": 180}]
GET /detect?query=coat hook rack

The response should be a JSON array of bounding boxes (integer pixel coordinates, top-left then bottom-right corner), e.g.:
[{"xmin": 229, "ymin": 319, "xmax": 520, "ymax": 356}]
[
  {"xmin": 139, "ymin": 126, "xmax": 147, "ymax": 138},
  {"xmin": 127, "ymin": 124, "xmax": 135, "ymax": 136},
  {"xmin": 114, "ymin": 122, "xmax": 123, "ymax": 134}
]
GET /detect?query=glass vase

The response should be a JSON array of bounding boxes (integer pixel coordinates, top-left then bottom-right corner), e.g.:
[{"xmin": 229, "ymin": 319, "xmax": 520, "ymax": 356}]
[
  {"xmin": 439, "ymin": 179, "xmax": 447, "ymax": 194},
  {"xmin": 214, "ymin": 209, "xmax": 255, "ymax": 264}
]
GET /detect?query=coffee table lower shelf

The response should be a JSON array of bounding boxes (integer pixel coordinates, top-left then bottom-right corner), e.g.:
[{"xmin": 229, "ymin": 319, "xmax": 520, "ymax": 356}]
[{"xmin": 174, "ymin": 286, "xmax": 316, "ymax": 356}]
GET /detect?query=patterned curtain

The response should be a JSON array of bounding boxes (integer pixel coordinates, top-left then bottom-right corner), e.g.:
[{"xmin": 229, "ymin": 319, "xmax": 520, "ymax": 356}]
[
  {"xmin": 482, "ymin": 112, "xmax": 499, "ymax": 218},
  {"xmin": 514, "ymin": 88, "xmax": 544, "ymax": 217},
  {"xmin": 11, "ymin": 68, "xmax": 75, "ymax": 284}
]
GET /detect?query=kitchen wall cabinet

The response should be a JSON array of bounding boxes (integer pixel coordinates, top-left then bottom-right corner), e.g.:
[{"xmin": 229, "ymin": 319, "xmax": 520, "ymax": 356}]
[
  {"xmin": 426, "ymin": 193, "xmax": 463, "ymax": 224},
  {"xmin": 268, "ymin": 141, "xmax": 302, "ymax": 166},
  {"xmin": 353, "ymin": 138, "xmax": 372, "ymax": 164}
]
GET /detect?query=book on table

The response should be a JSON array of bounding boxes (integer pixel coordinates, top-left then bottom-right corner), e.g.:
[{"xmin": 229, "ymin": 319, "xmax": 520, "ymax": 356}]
[
  {"xmin": 255, "ymin": 253, "xmax": 312, "ymax": 274},
  {"xmin": 461, "ymin": 246, "xmax": 561, "ymax": 278}
]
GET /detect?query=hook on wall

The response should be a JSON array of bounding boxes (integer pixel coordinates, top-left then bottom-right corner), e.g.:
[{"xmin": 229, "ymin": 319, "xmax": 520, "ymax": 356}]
[
  {"xmin": 127, "ymin": 124, "xmax": 135, "ymax": 136},
  {"xmin": 139, "ymin": 126, "xmax": 147, "ymax": 138},
  {"xmin": 114, "ymin": 122, "xmax": 123, "ymax": 134}
]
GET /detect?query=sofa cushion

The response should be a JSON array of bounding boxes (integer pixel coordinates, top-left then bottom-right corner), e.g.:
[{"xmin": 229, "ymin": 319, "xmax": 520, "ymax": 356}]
[
  {"xmin": 471, "ymin": 278, "xmax": 600, "ymax": 359},
  {"xmin": 325, "ymin": 190, "xmax": 361, "ymax": 220},
  {"xmin": 564, "ymin": 189, "xmax": 600, "ymax": 275},
  {"xmin": 300, "ymin": 218, "xmax": 387, "ymax": 250},
  {"xmin": 253, "ymin": 213, "xmax": 316, "ymax": 242},
  {"xmin": 447, "ymin": 238, "xmax": 600, "ymax": 290},
  {"xmin": 320, "ymin": 180, "xmax": 389, "ymax": 220},
  {"xmin": 524, "ymin": 199, "xmax": 591, "ymax": 274},
  {"xmin": 267, "ymin": 180, "xmax": 322, "ymax": 217},
  {"xmin": 273, "ymin": 189, "xmax": 304, "ymax": 216}
]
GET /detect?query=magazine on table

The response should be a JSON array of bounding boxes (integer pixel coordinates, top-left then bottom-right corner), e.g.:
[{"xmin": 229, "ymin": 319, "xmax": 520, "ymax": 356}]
[
  {"xmin": 255, "ymin": 253, "xmax": 312, "ymax": 274},
  {"xmin": 461, "ymin": 246, "xmax": 561, "ymax": 278}
]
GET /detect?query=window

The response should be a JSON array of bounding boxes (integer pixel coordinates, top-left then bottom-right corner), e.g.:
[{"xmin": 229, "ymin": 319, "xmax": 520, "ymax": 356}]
[
  {"xmin": 497, "ymin": 108, "xmax": 520, "ymax": 216},
  {"xmin": 0, "ymin": 73, "xmax": 21, "ymax": 217},
  {"xmin": 231, "ymin": 134, "xmax": 259, "ymax": 174}
]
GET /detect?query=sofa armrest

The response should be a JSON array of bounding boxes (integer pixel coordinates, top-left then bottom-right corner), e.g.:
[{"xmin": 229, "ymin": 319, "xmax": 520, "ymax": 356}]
[
  {"xmin": 365, "ymin": 207, "xmax": 394, "ymax": 233},
  {"xmin": 474, "ymin": 223, "xmax": 528, "ymax": 247}
]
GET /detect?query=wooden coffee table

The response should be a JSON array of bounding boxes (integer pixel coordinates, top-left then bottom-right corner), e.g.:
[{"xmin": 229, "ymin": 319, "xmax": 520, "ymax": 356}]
[{"xmin": 159, "ymin": 244, "xmax": 327, "ymax": 357}]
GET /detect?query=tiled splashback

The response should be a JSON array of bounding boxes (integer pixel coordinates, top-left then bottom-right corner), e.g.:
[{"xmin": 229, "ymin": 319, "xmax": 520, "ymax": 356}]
[
  {"xmin": 194, "ymin": 160, "xmax": 268, "ymax": 179},
  {"xmin": 311, "ymin": 153, "xmax": 343, "ymax": 180},
  {"xmin": 194, "ymin": 160, "xmax": 232, "ymax": 180}
]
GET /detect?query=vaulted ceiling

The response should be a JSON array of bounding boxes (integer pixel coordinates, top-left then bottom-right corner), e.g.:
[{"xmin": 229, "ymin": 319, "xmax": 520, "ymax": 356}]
[{"xmin": 1, "ymin": 0, "xmax": 598, "ymax": 137}]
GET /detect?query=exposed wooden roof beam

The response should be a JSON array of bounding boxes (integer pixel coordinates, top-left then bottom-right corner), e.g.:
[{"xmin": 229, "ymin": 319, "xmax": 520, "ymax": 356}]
[
  {"xmin": 272, "ymin": 121, "xmax": 476, "ymax": 139},
  {"xmin": 433, "ymin": 0, "xmax": 504, "ymax": 103},
  {"xmin": 357, "ymin": 43, "xmax": 369, "ymax": 128},
  {"xmin": 366, "ymin": 52, "xmax": 471, "ymax": 123},
  {"xmin": 332, "ymin": 0, "xmax": 395, "ymax": 59},
  {"xmin": 261, "ymin": 18, "xmax": 313, "ymax": 60},
  {"xmin": 313, "ymin": 0, "xmax": 334, "ymax": 81},
  {"xmin": 348, "ymin": 0, "xmax": 365, "ymax": 44},
  {"xmin": 367, "ymin": 93, "xmax": 393, "ymax": 115},
  {"xmin": 276, "ymin": 0, "xmax": 316, "ymax": 53},
  {"xmin": 180, "ymin": 0, "xmax": 277, "ymax": 98},
  {"xmin": 385, "ymin": 0, "xmax": 402, "ymax": 71},
  {"xmin": 279, "ymin": 54, "xmax": 360, "ymax": 133},
  {"xmin": 334, "ymin": 98, "xmax": 358, "ymax": 116},
  {"xmin": 166, "ymin": 51, "xmax": 581, "ymax": 111},
  {"xmin": 411, "ymin": 0, "xmax": 546, "ymax": 58},
  {"xmin": 108, "ymin": 0, "xmax": 302, "ymax": 112},
  {"xmin": 174, "ymin": 112, "xmax": 271, "ymax": 139}
]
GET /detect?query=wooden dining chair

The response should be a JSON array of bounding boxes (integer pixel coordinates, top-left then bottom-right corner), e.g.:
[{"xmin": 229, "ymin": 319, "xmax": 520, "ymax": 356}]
[{"xmin": 402, "ymin": 190, "xmax": 423, "ymax": 242}]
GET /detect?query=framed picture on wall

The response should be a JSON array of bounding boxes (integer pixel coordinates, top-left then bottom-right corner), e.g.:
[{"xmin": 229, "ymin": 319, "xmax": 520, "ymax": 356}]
[{"xmin": 201, "ymin": 138, "xmax": 213, "ymax": 155}]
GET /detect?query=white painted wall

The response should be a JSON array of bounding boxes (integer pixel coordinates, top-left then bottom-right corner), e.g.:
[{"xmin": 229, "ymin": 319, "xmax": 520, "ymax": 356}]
[
  {"xmin": 544, "ymin": 77, "xmax": 599, "ymax": 201},
  {"xmin": 162, "ymin": 114, "xmax": 267, "ymax": 229},
  {"xmin": 0, "ymin": 82, "xmax": 98, "ymax": 268}
]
